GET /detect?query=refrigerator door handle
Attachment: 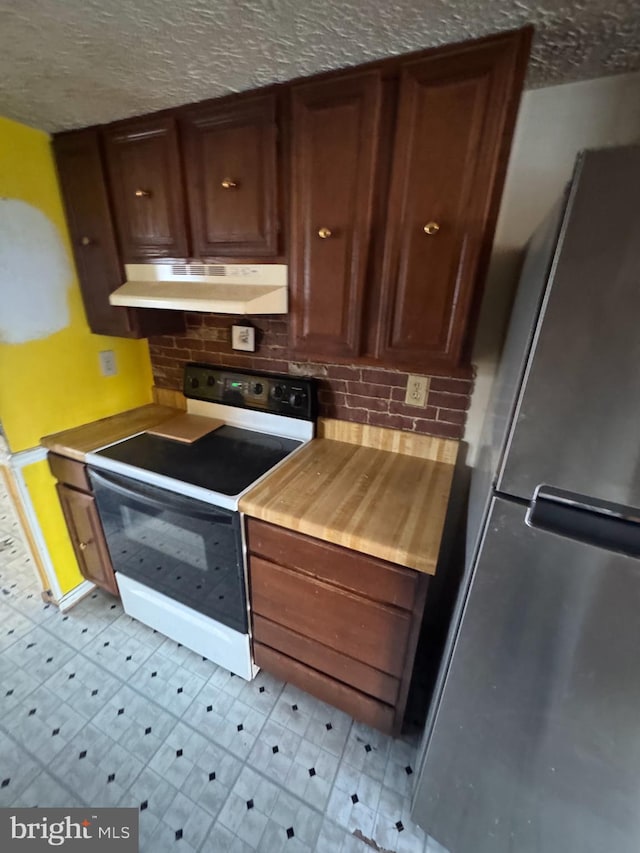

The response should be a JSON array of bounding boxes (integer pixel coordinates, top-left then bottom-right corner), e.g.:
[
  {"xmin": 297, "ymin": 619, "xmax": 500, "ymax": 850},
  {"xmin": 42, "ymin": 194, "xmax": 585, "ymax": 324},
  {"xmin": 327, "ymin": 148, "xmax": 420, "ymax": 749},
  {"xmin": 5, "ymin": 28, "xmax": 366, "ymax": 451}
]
[{"xmin": 526, "ymin": 485, "xmax": 640, "ymax": 558}]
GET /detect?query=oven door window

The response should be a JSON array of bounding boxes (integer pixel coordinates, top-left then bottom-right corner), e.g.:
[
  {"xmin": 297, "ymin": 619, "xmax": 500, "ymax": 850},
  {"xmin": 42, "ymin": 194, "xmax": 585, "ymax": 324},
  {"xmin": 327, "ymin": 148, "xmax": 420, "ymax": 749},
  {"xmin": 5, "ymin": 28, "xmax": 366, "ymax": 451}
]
[{"xmin": 88, "ymin": 468, "xmax": 246, "ymax": 633}]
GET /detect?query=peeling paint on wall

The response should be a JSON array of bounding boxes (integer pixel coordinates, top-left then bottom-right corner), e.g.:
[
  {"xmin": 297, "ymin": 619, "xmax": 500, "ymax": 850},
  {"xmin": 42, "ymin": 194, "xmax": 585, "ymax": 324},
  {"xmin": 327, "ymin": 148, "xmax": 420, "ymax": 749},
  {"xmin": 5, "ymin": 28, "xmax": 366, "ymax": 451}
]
[{"xmin": 0, "ymin": 198, "xmax": 71, "ymax": 343}]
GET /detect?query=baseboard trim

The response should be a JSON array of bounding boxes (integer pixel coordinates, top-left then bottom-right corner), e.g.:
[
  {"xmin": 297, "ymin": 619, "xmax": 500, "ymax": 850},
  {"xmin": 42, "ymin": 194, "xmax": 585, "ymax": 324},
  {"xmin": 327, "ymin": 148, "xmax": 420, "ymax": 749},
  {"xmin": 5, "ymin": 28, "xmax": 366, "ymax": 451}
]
[{"xmin": 57, "ymin": 580, "xmax": 96, "ymax": 612}]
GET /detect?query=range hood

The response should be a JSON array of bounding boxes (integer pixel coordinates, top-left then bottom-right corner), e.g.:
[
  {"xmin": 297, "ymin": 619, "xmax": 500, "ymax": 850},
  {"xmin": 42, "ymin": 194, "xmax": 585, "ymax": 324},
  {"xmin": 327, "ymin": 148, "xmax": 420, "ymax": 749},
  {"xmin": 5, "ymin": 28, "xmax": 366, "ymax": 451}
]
[{"xmin": 109, "ymin": 263, "xmax": 288, "ymax": 314}]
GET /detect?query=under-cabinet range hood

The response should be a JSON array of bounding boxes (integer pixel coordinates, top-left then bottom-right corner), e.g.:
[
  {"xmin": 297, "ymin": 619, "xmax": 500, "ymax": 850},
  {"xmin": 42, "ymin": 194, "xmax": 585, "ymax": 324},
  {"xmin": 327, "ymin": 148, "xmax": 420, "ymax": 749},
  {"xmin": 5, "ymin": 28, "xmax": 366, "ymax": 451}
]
[{"xmin": 109, "ymin": 263, "xmax": 288, "ymax": 314}]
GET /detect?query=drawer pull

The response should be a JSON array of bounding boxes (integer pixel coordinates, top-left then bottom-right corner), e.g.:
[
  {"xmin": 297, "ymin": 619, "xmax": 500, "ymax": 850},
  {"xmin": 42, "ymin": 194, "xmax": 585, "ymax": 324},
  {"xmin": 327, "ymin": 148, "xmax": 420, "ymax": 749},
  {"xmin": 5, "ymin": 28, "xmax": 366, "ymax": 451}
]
[
  {"xmin": 221, "ymin": 178, "xmax": 238, "ymax": 189},
  {"xmin": 318, "ymin": 227, "xmax": 332, "ymax": 239},
  {"xmin": 78, "ymin": 541, "xmax": 89, "ymax": 551},
  {"xmin": 134, "ymin": 189, "xmax": 151, "ymax": 198},
  {"xmin": 423, "ymin": 221, "xmax": 440, "ymax": 236}
]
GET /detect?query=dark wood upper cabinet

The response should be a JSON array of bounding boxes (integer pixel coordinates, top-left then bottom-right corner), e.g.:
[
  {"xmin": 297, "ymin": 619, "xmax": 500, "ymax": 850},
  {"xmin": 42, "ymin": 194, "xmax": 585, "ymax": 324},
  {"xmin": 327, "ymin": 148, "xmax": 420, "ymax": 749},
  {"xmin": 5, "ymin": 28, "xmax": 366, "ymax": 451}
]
[
  {"xmin": 289, "ymin": 73, "xmax": 382, "ymax": 358},
  {"xmin": 104, "ymin": 116, "xmax": 189, "ymax": 261},
  {"xmin": 182, "ymin": 95, "xmax": 279, "ymax": 258},
  {"xmin": 288, "ymin": 29, "xmax": 531, "ymax": 370},
  {"xmin": 376, "ymin": 36, "xmax": 528, "ymax": 370},
  {"xmin": 53, "ymin": 129, "xmax": 134, "ymax": 338},
  {"xmin": 53, "ymin": 129, "xmax": 185, "ymax": 339}
]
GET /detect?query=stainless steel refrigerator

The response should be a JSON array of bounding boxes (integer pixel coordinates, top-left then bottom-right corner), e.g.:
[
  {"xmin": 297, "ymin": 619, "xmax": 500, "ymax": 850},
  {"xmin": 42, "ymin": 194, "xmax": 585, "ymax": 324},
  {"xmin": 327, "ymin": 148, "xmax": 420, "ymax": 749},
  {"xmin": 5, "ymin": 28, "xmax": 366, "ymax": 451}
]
[{"xmin": 411, "ymin": 145, "xmax": 640, "ymax": 853}]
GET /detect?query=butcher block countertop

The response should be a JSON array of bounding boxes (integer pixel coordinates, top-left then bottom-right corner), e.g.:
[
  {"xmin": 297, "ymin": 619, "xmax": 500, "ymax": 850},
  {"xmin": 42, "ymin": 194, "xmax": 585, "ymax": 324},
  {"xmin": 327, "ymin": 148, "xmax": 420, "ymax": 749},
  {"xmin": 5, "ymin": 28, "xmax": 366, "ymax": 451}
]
[
  {"xmin": 41, "ymin": 404, "xmax": 181, "ymax": 461},
  {"xmin": 240, "ymin": 419, "xmax": 459, "ymax": 576}
]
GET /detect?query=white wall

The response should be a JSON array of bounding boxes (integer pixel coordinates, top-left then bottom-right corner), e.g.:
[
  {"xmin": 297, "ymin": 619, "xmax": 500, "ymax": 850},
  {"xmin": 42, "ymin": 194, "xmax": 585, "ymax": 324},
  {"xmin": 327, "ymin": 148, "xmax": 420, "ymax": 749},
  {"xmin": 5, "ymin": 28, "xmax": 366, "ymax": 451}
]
[{"xmin": 465, "ymin": 70, "xmax": 640, "ymax": 464}]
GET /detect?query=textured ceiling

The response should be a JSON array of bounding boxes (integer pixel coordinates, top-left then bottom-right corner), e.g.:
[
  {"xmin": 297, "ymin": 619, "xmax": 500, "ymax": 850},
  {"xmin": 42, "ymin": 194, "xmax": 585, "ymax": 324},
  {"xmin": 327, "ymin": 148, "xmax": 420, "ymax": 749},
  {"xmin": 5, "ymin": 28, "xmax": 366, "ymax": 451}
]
[{"xmin": 1, "ymin": 0, "xmax": 639, "ymax": 132}]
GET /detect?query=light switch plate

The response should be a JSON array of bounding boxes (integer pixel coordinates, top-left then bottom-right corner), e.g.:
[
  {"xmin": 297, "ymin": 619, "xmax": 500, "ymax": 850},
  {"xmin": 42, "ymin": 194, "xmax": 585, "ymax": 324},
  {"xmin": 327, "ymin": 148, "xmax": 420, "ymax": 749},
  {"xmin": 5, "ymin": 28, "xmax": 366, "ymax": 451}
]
[
  {"xmin": 405, "ymin": 374, "xmax": 429, "ymax": 407},
  {"xmin": 231, "ymin": 325, "xmax": 256, "ymax": 352}
]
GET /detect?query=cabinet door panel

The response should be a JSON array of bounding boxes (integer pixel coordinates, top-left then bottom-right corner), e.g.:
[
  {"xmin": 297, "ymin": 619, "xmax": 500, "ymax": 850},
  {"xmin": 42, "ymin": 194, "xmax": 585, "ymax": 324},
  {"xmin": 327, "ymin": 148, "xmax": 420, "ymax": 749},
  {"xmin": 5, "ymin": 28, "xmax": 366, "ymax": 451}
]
[
  {"xmin": 53, "ymin": 130, "xmax": 133, "ymax": 337},
  {"xmin": 290, "ymin": 73, "xmax": 381, "ymax": 358},
  {"xmin": 55, "ymin": 484, "xmax": 119, "ymax": 597},
  {"xmin": 183, "ymin": 95, "xmax": 278, "ymax": 257},
  {"xmin": 104, "ymin": 117, "xmax": 188, "ymax": 260},
  {"xmin": 379, "ymin": 39, "xmax": 525, "ymax": 369}
]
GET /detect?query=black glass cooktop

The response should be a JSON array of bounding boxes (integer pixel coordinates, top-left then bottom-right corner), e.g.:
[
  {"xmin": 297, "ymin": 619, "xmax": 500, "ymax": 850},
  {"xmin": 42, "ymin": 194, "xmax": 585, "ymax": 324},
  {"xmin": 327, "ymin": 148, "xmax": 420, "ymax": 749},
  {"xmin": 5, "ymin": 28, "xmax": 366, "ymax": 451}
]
[{"xmin": 93, "ymin": 425, "xmax": 301, "ymax": 496}]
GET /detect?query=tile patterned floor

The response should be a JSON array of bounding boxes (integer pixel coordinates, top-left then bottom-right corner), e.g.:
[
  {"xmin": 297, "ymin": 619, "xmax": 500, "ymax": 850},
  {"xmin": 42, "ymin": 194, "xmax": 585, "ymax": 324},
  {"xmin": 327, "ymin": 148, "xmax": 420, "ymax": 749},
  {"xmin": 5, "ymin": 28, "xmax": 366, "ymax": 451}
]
[{"xmin": 0, "ymin": 480, "xmax": 448, "ymax": 852}]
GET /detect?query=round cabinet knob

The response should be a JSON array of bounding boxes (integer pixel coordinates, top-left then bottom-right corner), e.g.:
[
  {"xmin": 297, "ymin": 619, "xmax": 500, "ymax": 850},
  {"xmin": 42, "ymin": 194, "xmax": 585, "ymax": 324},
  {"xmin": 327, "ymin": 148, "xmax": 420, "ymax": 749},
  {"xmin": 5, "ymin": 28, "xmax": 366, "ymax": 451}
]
[
  {"xmin": 423, "ymin": 221, "xmax": 440, "ymax": 236},
  {"xmin": 221, "ymin": 178, "xmax": 238, "ymax": 189},
  {"xmin": 134, "ymin": 189, "xmax": 151, "ymax": 198},
  {"xmin": 78, "ymin": 542, "xmax": 89, "ymax": 551},
  {"xmin": 318, "ymin": 227, "xmax": 332, "ymax": 239},
  {"xmin": 80, "ymin": 236, "xmax": 93, "ymax": 247}
]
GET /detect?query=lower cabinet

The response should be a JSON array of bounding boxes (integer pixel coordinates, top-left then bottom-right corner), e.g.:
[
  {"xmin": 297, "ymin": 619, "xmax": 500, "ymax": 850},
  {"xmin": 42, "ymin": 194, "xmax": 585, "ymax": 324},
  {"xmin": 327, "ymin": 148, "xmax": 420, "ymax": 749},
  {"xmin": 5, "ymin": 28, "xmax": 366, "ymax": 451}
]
[
  {"xmin": 48, "ymin": 453, "xmax": 119, "ymax": 597},
  {"xmin": 246, "ymin": 518, "xmax": 429, "ymax": 734}
]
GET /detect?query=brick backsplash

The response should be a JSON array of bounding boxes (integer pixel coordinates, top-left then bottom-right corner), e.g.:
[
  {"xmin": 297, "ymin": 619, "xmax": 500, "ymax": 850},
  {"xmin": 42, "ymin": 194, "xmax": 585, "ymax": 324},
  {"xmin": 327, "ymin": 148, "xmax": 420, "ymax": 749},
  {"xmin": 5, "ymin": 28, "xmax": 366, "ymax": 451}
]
[{"xmin": 149, "ymin": 314, "xmax": 474, "ymax": 439}]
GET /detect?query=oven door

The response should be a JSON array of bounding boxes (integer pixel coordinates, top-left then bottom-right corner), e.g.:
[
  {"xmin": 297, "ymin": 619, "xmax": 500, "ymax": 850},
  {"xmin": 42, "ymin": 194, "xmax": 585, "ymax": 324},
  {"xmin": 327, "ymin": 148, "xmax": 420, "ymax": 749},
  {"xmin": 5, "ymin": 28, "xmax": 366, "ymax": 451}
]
[{"xmin": 88, "ymin": 468, "xmax": 247, "ymax": 633}]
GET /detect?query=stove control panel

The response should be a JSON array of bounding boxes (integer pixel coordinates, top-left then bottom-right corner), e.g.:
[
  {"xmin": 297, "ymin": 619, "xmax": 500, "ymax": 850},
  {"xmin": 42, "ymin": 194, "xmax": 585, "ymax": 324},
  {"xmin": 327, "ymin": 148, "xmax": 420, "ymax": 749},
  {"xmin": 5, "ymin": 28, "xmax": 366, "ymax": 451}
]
[{"xmin": 184, "ymin": 363, "xmax": 317, "ymax": 421}]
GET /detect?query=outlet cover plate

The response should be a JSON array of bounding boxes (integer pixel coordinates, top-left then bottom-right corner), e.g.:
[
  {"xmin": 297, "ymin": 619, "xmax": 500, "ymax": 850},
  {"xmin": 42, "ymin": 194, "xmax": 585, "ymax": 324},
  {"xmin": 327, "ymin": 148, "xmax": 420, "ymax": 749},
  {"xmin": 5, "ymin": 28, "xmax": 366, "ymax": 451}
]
[
  {"xmin": 99, "ymin": 350, "xmax": 117, "ymax": 377},
  {"xmin": 404, "ymin": 374, "xmax": 429, "ymax": 407}
]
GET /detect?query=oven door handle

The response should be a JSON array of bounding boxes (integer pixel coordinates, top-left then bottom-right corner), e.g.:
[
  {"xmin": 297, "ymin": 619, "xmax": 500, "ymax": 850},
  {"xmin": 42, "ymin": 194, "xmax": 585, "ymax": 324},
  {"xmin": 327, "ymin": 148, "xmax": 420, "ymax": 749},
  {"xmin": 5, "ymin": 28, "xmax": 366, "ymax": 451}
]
[{"xmin": 88, "ymin": 468, "xmax": 235, "ymax": 524}]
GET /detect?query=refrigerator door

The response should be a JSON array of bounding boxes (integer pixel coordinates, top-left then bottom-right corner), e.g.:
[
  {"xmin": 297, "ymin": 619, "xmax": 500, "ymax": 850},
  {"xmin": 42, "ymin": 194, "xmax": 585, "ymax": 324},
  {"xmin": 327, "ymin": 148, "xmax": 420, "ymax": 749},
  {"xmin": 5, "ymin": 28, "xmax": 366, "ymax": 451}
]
[
  {"xmin": 466, "ymin": 195, "xmax": 566, "ymax": 559},
  {"xmin": 497, "ymin": 145, "xmax": 640, "ymax": 506},
  {"xmin": 412, "ymin": 495, "xmax": 640, "ymax": 853}
]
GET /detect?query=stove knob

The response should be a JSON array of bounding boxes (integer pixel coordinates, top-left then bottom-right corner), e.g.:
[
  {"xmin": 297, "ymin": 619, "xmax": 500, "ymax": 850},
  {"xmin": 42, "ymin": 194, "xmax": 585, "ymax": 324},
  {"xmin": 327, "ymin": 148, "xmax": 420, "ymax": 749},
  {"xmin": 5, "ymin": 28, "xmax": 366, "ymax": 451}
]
[
  {"xmin": 190, "ymin": 377, "xmax": 200, "ymax": 389},
  {"xmin": 273, "ymin": 385, "xmax": 284, "ymax": 400},
  {"xmin": 253, "ymin": 382, "xmax": 263, "ymax": 395},
  {"xmin": 289, "ymin": 392, "xmax": 304, "ymax": 408},
  {"xmin": 207, "ymin": 375, "xmax": 216, "ymax": 387}
]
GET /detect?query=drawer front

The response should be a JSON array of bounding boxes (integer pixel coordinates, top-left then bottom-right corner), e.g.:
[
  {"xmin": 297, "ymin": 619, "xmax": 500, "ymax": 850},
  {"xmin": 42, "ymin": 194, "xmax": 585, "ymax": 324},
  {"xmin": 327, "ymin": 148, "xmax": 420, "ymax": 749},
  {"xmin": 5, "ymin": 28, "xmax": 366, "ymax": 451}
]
[
  {"xmin": 247, "ymin": 518, "xmax": 418, "ymax": 610},
  {"xmin": 48, "ymin": 452, "xmax": 91, "ymax": 492},
  {"xmin": 251, "ymin": 556, "xmax": 411, "ymax": 676},
  {"xmin": 254, "ymin": 641, "xmax": 395, "ymax": 734},
  {"xmin": 253, "ymin": 614, "xmax": 399, "ymax": 705}
]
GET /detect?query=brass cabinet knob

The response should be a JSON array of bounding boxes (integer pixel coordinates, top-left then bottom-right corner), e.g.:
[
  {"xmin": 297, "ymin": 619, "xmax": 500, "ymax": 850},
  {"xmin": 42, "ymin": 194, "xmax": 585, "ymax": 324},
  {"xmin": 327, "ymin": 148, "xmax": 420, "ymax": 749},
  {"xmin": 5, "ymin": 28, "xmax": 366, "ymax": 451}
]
[
  {"xmin": 78, "ymin": 541, "xmax": 88, "ymax": 551},
  {"xmin": 423, "ymin": 221, "xmax": 440, "ymax": 236},
  {"xmin": 221, "ymin": 178, "xmax": 238, "ymax": 189},
  {"xmin": 134, "ymin": 189, "xmax": 151, "ymax": 198},
  {"xmin": 318, "ymin": 227, "xmax": 332, "ymax": 239},
  {"xmin": 80, "ymin": 236, "xmax": 92, "ymax": 246}
]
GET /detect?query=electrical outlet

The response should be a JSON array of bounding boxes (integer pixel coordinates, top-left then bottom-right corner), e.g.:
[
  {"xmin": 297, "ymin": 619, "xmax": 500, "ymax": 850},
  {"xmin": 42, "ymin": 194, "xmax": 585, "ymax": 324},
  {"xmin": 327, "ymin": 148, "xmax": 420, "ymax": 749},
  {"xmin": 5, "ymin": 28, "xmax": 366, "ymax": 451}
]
[
  {"xmin": 99, "ymin": 350, "xmax": 117, "ymax": 377},
  {"xmin": 405, "ymin": 374, "xmax": 429, "ymax": 407}
]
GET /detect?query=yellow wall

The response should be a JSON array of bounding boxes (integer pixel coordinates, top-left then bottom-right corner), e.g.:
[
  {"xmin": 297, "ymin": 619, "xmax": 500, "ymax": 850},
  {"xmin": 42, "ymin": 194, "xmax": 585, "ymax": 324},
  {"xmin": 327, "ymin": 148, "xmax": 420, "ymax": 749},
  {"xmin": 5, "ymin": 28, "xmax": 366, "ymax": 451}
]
[{"xmin": 0, "ymin": 115, "xmax": 154, "ymax": 594}]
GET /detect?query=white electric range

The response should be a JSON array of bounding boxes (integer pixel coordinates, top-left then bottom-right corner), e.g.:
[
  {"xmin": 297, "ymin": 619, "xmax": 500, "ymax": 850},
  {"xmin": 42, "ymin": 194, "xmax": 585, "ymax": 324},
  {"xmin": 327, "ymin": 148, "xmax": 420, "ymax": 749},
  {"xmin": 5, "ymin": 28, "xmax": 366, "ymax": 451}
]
[{"xmin": 86, "ymin": 363, "xmax": 316, "ymax": 680}]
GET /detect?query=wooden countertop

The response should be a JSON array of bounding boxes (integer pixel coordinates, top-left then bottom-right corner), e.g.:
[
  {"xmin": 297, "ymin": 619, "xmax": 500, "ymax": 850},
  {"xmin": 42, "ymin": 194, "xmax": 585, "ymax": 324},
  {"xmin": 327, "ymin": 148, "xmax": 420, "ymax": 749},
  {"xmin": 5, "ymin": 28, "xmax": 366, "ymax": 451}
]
[
  {"xmin": 240, "ymin": 419, "xmax": 458, "ymax": 575},
  {"xmin": 41, "ymin": 404, "xmax": 181, "ymax": 461}
]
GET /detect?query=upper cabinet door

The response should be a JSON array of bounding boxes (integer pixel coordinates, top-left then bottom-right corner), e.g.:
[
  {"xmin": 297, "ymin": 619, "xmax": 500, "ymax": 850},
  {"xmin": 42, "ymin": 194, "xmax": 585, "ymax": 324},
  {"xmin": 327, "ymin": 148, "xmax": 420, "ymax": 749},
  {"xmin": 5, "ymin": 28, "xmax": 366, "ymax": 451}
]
[
  {"xmin": 104, "ymin": 117, "xmax": 188, "ymax": 261},
  {"xmin": 53, "ymin": 129, "xmax": 133, "ymax": 338},
  {"xmin": 182, "ymin": 95, "xmax": 279, "ymax": 258},
  {"xmin": 289, "ymin": 73, "xmax": 382, "ymax": 359},
  {"xmin": 377, "ymin": 38, "xmax": 526, "ymax": 370}
]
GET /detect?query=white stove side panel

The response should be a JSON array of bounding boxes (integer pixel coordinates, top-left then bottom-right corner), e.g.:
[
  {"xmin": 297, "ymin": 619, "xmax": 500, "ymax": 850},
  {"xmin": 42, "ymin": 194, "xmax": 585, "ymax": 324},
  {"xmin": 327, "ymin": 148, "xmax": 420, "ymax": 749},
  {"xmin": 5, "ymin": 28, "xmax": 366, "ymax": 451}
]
[{"xmin": 117, "ymin": 574, "xmax": 258, "ymax": 681}]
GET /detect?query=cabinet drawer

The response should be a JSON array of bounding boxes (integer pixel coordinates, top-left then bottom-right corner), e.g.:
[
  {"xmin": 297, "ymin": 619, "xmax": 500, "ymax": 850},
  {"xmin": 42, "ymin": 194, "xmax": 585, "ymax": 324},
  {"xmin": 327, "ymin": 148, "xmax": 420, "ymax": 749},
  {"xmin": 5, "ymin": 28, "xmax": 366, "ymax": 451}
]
[
  {"xmin": 251, "ymin": 556, "xmax": 410, "ymax": 676},
  {"xmin": 48, "ymin": 452, "xmax": 91, "ymax": 492},
  {"xmin": 254, "ymin": 641, "xmax": 395, "ymax": 733},
  {"xmin": 253, "ymin": 614, "xmax": 399, "ymax": 705},
  {"xmin": 246, "ymin": 518, "xmax": 418, "ymax": 610}
]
